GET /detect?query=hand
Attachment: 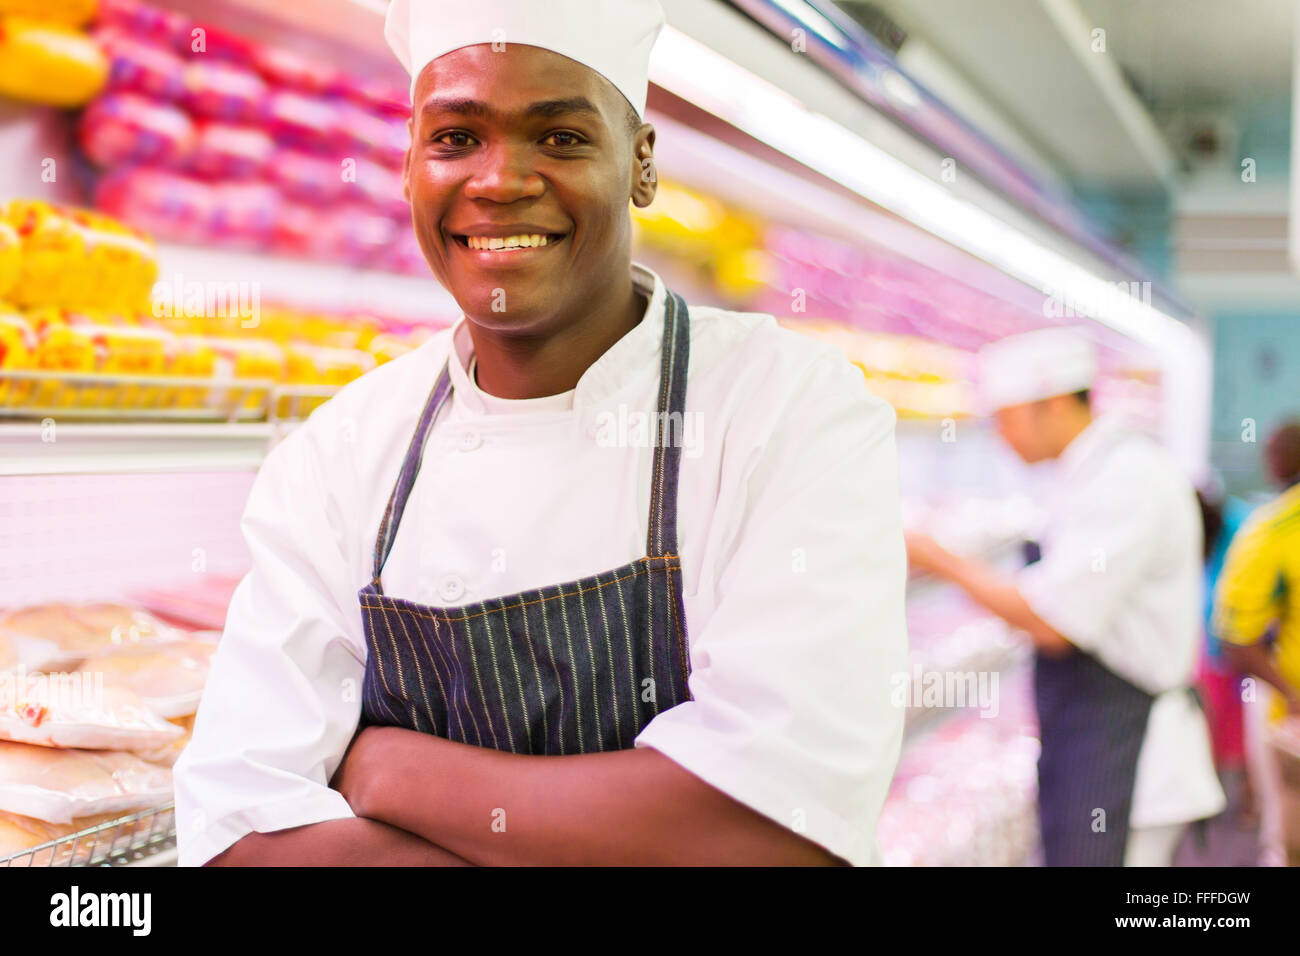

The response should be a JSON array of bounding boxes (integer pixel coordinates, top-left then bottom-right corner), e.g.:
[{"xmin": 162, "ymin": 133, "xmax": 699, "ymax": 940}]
[{"xmin": 904, "ymin": 530, "xmax": 951, "ymax": 576}]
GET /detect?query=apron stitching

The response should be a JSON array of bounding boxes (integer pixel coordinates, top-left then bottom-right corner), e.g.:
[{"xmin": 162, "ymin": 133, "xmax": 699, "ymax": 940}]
[
  {"xmin": 557, "ymin": 589, "xmax": 587, "ymax": 753},
  {"xmin": 426, "ymin": 613, "xmax": 467, "ymax": 744},
  {"xmin": 538, "ymin": 586, "xmax": 568, "ymax": 756},
  {"xmin": 508, "ymin": 603, "xmax": 542, "ymax": 754},
  {"xmin": 361, "ymin": 600, "xmax": 405, "ymax": 726},
  {"xmin": 456, "ymin": 606, "xmax": 501, "ymax": 749},
  {"xmin": 481, "ymin": 604, "xmax": 518, "ymax": 753},
  {"xmin": 356, "ymin": 560, "xmax": 678, "ymax": 622},
  {"xmin": 392, "ymin": 597, "xmax": 439, "ymax": 736},
  {"xmin": 589, "ymin": 571, "xmax": 624, "ymax": 749},
  {"xmin": 611, "ymin": 568, "xmax": 639, "ymax": 727}
]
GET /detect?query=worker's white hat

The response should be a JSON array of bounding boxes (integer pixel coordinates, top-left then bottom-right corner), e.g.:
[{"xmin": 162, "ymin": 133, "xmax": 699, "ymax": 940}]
[
  {"xmin": 976, "ymin": 326, "xmax": 1097, "ymax": 413},
  {"xmin": 384, "ymin": 0, "xmax": 665, "ymax": 118}
]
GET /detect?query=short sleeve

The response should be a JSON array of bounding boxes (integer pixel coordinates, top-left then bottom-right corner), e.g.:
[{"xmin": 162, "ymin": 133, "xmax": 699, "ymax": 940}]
[
  {"xmin": 1018, "ymin": 464, "xmax": 1160, "ymax": 653},
  {"xmin": 173, "ymin": 427, "xmax": 365, "ymax": 866},
  {"xmin": 634, "ymin": 350, "xmax": 909, "ymax": 866},
  {"xmin": 1213, "ymin": 515, "xmax": 1281, "ymax": 647}
]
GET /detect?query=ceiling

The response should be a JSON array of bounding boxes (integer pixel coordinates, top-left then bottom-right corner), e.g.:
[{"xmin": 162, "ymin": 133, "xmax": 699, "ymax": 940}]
[{"xmin": 836, "ymin": 0, "xmax": 1294, "ymax": 190}]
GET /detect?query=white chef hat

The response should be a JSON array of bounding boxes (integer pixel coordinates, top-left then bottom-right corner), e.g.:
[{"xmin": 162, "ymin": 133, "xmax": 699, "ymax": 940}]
[
  {"xmin": 976, "ymin": 326, "xmax": 1097, "ymax": 414},
  {"xmin": 384, "ymin": 0, "xmax": 665, "ymax": 118}
]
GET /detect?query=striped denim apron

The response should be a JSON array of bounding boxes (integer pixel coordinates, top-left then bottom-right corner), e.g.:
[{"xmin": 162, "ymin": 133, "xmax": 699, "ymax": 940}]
[
  {"xmin": 356, "ymin": 291, "xmax": 693, "ymax": 755},
  {"xmin": 1034, "ymin": 649, "xmax": 1154, "ymax": 866}
]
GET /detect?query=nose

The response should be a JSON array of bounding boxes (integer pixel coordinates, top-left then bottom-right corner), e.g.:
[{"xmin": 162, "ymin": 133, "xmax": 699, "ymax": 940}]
[{"xmin": 463, "ymin": 140, "xmax": 546, "ymax": 203}]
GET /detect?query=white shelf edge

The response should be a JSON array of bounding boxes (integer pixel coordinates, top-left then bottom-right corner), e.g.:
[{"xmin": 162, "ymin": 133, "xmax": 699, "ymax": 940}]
[{"xmin": 0, "ymin": 423, "xmax": 284, "ymax": 476}]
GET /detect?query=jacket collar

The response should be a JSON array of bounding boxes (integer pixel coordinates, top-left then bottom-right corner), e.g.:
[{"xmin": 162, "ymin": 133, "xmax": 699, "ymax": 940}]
[{"xmin": 444, "ymin": 263, "xmax": 667, "ymax": 414}]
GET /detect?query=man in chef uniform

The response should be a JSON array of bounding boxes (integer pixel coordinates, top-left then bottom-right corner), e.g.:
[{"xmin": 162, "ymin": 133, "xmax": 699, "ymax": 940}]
[
  {"xmin": 906, "ymin": 327, "xmax": 1225, "ymax": 866},
  {"xmin": 173, "ymin": 0, "xmax": 909, "ymax": 866}
]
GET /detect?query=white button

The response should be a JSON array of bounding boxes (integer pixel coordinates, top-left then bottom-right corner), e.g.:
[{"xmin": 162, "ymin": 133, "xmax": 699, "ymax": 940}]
[
  {"xmin": 459, "ymin": 431, "xmax": 482, "ymax": 452},
  {"xmin": 438, "ymin": 575, "xmax": 466, "ymax": 602},
  {"xmin": 692, "ymin": 648, "xmax": 711, "ymax": 670}
]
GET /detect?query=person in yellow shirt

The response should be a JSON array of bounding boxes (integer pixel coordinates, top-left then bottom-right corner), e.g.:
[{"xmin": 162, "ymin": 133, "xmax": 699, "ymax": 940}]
[{"xmin": 1213, "ymin": 419, "xmax": 1300, "ymax": 865}]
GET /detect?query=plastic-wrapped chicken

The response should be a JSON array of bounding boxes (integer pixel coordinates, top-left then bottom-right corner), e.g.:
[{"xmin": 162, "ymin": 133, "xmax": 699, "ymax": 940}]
[
  {"xmin": 0, "ymin": 602, "xmax": 182, "ymax": 666},
  {"xmin": 0, "ymin": 680, "xmax": 184, "ymax": 751},
  {"xmin": 77, "ymin": 641, "xmax": 216, "ymax": 719},
  {"xmin": 0, "ymin": 741, "xmax": 173, "ymax": 824}
]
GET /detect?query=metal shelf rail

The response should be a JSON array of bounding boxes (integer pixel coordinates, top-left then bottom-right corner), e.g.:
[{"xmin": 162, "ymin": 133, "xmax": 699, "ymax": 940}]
[{"xmin": 0, "ymin": 804, "xmax": 176, "ymax": 868}]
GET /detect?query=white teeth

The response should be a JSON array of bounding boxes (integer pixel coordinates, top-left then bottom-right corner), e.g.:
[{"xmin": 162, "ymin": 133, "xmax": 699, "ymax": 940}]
[{"xmin": 465, "ymin": 234, "xmax": 552, "ymax": 251}]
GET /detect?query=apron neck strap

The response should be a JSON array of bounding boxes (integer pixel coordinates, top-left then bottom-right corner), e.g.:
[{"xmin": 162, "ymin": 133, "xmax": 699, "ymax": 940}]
[{"xmin": 370, "ymin": 286, "xmax": 692, "ymax": 589}]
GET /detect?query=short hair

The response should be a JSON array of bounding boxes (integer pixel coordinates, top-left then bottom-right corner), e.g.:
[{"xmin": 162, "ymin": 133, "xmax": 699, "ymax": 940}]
[{"xmin": 623, "ymin": 100, "xmax": 642, "ymax": 138}]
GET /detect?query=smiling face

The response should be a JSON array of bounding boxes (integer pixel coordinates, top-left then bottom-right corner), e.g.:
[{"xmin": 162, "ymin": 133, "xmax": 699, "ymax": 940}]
[{"xmin": 404, "ymin": 44, "xmax": 656, "ymax": 335}]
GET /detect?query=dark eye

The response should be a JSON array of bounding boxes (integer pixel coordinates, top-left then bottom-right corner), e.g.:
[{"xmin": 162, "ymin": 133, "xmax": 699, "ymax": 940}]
[
  {"xmin": 545, "ymin": 131, "xmax": 584, "ymax": 148},
  {"xmin": 434, "ymin": 131, "xmax": 476, "ymax": 148}
]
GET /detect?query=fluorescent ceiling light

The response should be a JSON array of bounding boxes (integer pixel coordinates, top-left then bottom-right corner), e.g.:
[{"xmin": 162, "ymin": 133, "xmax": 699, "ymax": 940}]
[{"xmin": 649, "ymin": 26, "xmax": 1186, "ymax": 348}]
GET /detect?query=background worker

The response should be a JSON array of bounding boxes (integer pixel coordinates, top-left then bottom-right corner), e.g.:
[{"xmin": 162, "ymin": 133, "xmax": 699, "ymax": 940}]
[
  {"xmin": 1214, "ymin": 419, "xmax": 1300, "ymax": 866},
  {"xmin": 905, "ymin": 326, "xmax": 1225, "ymax": 866}
]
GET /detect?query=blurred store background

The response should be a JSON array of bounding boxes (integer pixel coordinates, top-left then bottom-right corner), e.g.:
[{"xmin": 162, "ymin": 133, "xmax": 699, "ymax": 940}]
[{"xmin": 0, "ymin": 0, "xmax": 1296, "ymax": 866}]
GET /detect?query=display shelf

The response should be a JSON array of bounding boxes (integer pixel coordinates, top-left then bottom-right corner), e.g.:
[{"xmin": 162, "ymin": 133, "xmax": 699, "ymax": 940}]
[
  {"xmin": 0, "ymin": 423, "xmax": 281, "ymax": 476},
  {"xmin": 154, "ymin": 243, "xmax": 459, "ymax": 323},
  {"xmin": 0, "ymin": 804, "xmax": 176, "ymax": 868}
]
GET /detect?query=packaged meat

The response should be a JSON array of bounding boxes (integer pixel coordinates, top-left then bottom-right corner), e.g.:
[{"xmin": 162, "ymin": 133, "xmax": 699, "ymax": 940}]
[
  {"xmin": 0, "ymin": 740, "xmax": 172, "ymax": 824},
  {"xmin": 251, "ymin": 44, "xmax": 336, "ymax": 94},
  {"xmin": 187, "ymin": 121, "xmax": 274, "ymax": 180},
  {"xmin": 0, "ymin": 630, "xmax": 71, "ymax": 674},
  {"xmin": 98, "ymin": 32, "xmax": 185, "ymax": 100},
  {"xmin": 0, "ymin": 678, "xmax": 185, "ymax": 751},
  {"xmin": 262, "ymin": 90, "xmax": 344, "ymax": 152},
  {"xmin": 78, "ymin": 91, "xmax": 196, "ymax": 167},
  {"xmin": 94, "ymin": 168, "xmax": 216, "ymax": 246},
  {"xmin": 77, "ymin": 640, "xmax": 215, "ymax": 718},
  {"xmin": 134, "ymin": 714, "xmax": 193, "ymax": 768},
  {"xmin": 0, "ymin": 602, "xmax": 183, "ymax": 665},
  {"xmin": 94, "ymin": 0, "xmax": 186, "ymax": 49},
  {"xmin": 180, "ymin": 58, "xmax": 266, "ymax": 123},
  {"xmin": 264, "ymin": 147, "xmax": 348, "ymax": 203}
]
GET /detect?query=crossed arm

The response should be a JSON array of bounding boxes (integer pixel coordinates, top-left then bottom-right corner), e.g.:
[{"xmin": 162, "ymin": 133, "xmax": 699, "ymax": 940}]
[{"xmin": 208, "ymin": 731, "xmax": 842, "ymax": 866}]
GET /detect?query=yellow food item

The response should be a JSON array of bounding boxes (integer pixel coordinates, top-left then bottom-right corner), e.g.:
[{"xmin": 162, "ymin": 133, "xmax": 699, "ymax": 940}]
[
  {"xmin": 0, "ymin": 222, "xmax": 19, "ymax": 298},
  {"xmin": 285, "ymin": 343, "xmax": 376, "ymax": 386},
  {"xmin": 0, "ymin": 17, "xmax": 108, "ymax": 108},
  {"xmin": 0, "ymin": 308, "xmax": 35, "ymax": 407},
  {"xmin": 5, "ymin": 200, "xmax": 156, "ymax": 312},
  {"xmin": 0, "ymin": 0, "xmax": 97, "ymax": 28}
]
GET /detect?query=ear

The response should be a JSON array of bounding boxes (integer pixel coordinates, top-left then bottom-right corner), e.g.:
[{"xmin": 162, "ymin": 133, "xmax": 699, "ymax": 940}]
[
  {"xmin": 402, "ymin": 116, "xmax": 414, "ymax": 204},
  {"xmin": 630, "ymin": 124, "xmax": 658, "ymax": 208}
]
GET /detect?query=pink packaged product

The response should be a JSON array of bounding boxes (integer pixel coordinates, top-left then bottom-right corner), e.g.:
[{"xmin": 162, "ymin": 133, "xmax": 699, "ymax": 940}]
[
  {"xmin": 251, "ymin": 44, "xmax": 337, "ymax": 95},
  {"xmin": 262, "ymin": 90, "xmax": 346, "ymax": 153},
  {"xmin": 187, "ymin": 121, "xmax": 275, "ymax": 180},
  {"xmin": 347, "ymin": 158, "xmax": 409, "ymax": 220},
  {"xmin": 209, "ymin": 182, "xmax": 281, "ymax": 247},
  {"xmin": 96, "ymin": 31, "xmax": 186, "ymax": 101},
  {"xmin": 327, "ymin": 205, "xmax": 399, "ymax": 267},
  {"xmin": 336, "ymin": 100, "xmax": 409, "ymax": 168},
  {"xmin": 180, "ymin": 59, "xmax": 267, "ymax": 124},
  {"xmin": 270, "ymin": 201, "xmax": 336, "ymax": 260},
  {"xmin": 78, "ymin": 92, "xmax": 195, "ymax": 167},
  {"xmin": 94, "ymin": 168, "xmax": 216, "ymax": 246},
  {"xmin": 264, "ymin": 147, "xmax": 349, "ymax": 203},
  {"xmin": 94, "ymin": 0, "xmax": 187, "ymax": 50}
]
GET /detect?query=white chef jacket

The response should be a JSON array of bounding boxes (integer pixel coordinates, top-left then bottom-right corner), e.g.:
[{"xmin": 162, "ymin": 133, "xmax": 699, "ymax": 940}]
[
  {"xmin": 1018, "ymin": 415, "xmax": 1226, "ymax": 827},
  {"xmin": 174, "ymin": 263, "xmax": 909, "ymax": 867}
]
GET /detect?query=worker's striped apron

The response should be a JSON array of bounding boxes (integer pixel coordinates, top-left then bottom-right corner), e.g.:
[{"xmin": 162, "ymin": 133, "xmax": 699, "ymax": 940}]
[
  {"xmin": 1034, "ymin": 650, "xmax": 1154, "ymax": 865},
  {"xmin": 356, "ymin": 292, "xmax": 693, "ymax": 754}
]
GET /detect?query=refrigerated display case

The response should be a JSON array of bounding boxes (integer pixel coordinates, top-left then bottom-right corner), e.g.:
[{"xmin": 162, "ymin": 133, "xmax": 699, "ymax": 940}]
[{"xmin": 0, "ymin": 0, "xmax": 1212, "ymax": 866}]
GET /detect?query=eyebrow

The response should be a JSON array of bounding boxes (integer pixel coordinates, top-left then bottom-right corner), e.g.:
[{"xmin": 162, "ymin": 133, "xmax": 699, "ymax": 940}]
[{"xmin": 420, "ymin": 96, "xmax": 603, "ymax": 122}]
